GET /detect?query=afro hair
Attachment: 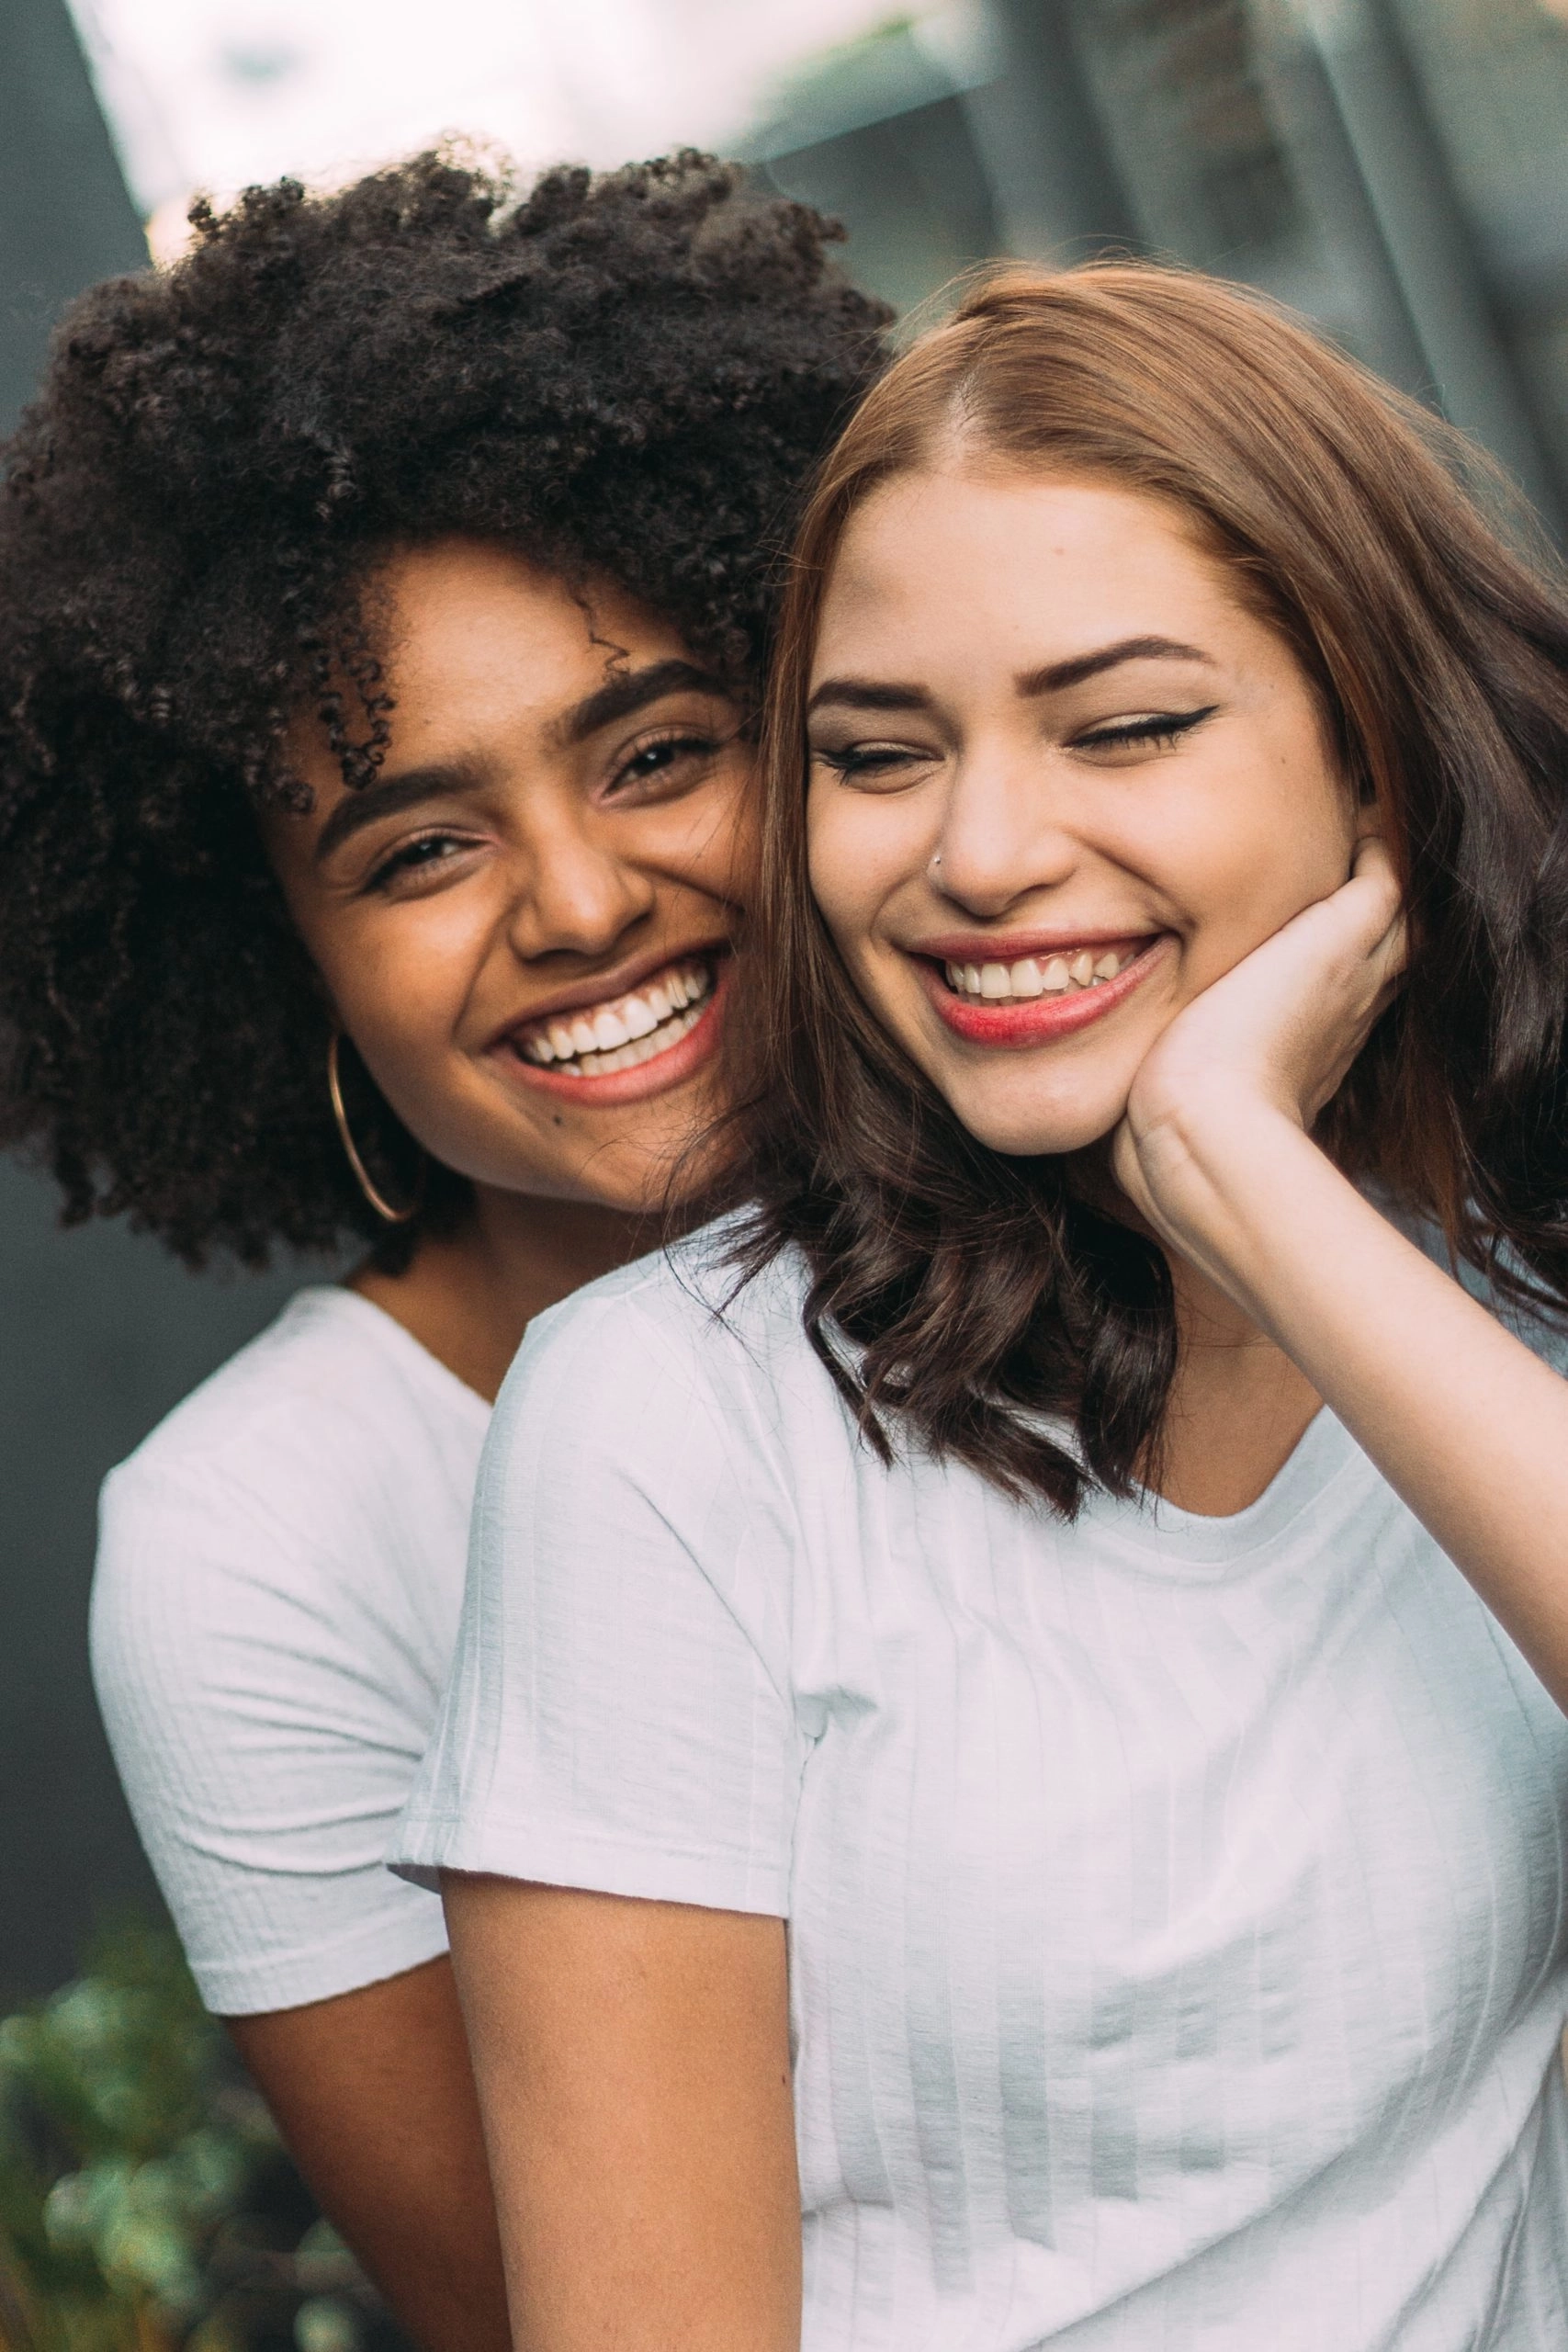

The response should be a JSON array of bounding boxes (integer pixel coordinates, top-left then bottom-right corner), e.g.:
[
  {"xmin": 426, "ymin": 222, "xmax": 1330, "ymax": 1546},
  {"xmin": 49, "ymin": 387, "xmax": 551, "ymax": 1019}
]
[{"xmin": 0, "ymin": 148, "xmax": 891, "ymax": 1264}]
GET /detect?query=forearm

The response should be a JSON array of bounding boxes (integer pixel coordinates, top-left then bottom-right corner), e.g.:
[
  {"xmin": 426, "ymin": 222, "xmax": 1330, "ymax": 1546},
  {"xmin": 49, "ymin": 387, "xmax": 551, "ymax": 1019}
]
[
  {"xmin": 228, "ymin": 1960, "xmax": 511, "ymax": 2352},
  {"xmin": 1154, "ymin": 1106, "xmax": 1568, "ymax": 1708},
  {"xmin": 446, "ymin": 1878, "xmax": 800, "ymax": 2352}
]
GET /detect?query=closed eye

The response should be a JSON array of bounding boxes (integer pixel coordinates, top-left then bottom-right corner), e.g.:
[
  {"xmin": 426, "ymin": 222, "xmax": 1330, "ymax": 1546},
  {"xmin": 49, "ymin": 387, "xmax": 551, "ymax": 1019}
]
[
  {"xmin": 1072, "ymin": 706, "xmax": 1217, "ymax": 756},
  {"xmin": 811, "ymin": 741, "xmax": 932, "ymax": 785}
]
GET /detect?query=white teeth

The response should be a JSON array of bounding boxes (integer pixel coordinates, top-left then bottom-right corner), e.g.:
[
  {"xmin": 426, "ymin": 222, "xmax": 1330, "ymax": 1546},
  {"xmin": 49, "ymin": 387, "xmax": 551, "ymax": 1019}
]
[
  {"xmin": 943, "ymin": 946, "xmax": 1134, "ymax": 1001},
  {"xmin": 512, "ymin": 957, "xmax": 716, "ymax": 1080}
]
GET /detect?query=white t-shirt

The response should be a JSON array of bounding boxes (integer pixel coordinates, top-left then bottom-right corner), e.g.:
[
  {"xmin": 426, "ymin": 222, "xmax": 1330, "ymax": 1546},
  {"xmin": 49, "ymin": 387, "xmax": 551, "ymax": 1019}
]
[
  {"xmin": 394, "ymin": 1230, "xmax": 1568, "ymax": 2351},
  {"xmin": 92, "ymin": 1285, "xmax": 489, "ymax": 2016}
]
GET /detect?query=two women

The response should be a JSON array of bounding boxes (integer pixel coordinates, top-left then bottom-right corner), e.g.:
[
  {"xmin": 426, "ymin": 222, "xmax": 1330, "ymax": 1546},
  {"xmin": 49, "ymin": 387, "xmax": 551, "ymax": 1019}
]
[
  {"xmin": 400, "ymin": 273, "xmax": 1568, "ymax": 2346},
  {"xmin": 0, "ymin": 150, "xmax": 889, "ymax": 2347}
]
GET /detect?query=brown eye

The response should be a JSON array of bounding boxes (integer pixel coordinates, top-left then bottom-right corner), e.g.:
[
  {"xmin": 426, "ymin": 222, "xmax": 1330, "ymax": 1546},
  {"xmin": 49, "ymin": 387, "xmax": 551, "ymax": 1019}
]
[
  {"xmin": 364, "ymin": 833, "xmax": 470, "ymax": 892},
  {"xmin": 608, "ymin": 729, "xmax": 725, "ymax": 796}
]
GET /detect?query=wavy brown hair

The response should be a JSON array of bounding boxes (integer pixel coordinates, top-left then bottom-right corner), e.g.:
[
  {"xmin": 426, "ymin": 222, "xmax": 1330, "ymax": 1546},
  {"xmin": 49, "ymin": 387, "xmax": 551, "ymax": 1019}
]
[{"xmin": 720, "ymin": 263, "xmax": 1568, "ymax": 1513}]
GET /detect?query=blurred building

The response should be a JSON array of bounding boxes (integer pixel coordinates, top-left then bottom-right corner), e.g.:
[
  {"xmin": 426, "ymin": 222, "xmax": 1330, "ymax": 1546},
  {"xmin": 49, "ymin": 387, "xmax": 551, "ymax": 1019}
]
[
  {"xmin": 755, "ymin": 1, "xmax": 1568, "ymax": 534},
  {"xmin": 4, "ymin": 0, "xmax": 1568, "ymax": 1996}
]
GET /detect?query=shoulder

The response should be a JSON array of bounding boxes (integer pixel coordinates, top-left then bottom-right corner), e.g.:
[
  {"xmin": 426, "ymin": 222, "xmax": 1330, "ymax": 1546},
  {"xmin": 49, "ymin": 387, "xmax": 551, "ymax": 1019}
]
[
  {"xmin": 103, "ymin": 1284, "xmax": 487, "ymax": 1532},
  {"xmin": 93, "ymin": 1286, "xmax": 487, "ymax": 1690},
  {"xmin": 490, "ymin": 1223, "xmax": 828, "ymax": 1486},
  {"xmin": 469, "ymin": 1225, "xmax": 849, "ymax": 1604}
]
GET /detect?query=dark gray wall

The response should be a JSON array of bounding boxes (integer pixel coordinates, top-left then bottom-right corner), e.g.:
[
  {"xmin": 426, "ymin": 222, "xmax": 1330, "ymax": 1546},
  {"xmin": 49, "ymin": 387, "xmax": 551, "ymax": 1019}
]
[
  {"xmin": 0, "ymin": 0, "xmax": 310, "ymax": 2000},
  {"xmin": 0, "ymin": 0, "xmax": 146, "ymax": 419},
  {"xmin": 0, "ymin": 1162, "xmax": 305, "ymax": 2000}
]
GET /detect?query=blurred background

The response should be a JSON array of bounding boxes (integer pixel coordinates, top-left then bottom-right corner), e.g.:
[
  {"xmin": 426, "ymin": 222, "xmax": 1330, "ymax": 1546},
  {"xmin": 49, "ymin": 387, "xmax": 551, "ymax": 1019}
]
[
  {"xmin": 5, "ymin": 0, "xmax": 1568, "ymax": 2305},
  {"xmin": 4, "ymin": 0, "xmax": 1568, "ymax": 2338}
]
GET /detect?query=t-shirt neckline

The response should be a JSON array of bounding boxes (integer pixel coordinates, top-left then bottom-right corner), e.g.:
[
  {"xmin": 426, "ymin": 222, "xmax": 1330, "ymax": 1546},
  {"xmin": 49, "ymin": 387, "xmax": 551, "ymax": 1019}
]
[
  {"xmin": 288, "ymin": 1283, "xmax": 494, "ymax": 1422},
  {"xmin": 1078, "ymin": 1404, "xmax": 1370, "ymax": 1576}
]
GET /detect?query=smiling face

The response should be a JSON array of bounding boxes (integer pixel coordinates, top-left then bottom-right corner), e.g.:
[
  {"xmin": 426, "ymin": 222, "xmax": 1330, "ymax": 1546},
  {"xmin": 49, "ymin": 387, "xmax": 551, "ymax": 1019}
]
[
  {"xmin": 805, "ymin": 464, "xmax": 1360, "ymax": 1159},
  {"xmin": 264, "ymin": 538, "xmax": 753, "ymax": 1215}
]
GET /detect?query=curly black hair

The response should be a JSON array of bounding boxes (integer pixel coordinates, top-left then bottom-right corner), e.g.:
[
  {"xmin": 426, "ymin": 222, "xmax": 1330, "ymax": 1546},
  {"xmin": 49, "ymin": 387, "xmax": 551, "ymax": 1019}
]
[{"xmin": 0, "ymin": 149, "xmax": 891, "ymax": 1265}]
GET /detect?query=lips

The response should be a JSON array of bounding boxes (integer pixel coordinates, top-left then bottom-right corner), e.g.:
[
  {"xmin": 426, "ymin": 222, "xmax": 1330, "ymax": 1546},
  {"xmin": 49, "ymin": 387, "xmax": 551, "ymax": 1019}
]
[{"xmin": 920, "ymin": 935, "xmax": 1169, "ymax": 1046}]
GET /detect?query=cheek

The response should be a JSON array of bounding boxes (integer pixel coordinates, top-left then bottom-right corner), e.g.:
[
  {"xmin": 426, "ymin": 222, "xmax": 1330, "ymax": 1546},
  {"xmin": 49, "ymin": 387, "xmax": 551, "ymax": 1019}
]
[
  {"xmin": 312, "ymin": 910, "xmax": 476, "ymax": 1103},
  {"xmin": 1150, "ymin": 738, "xmax": 1355, "ymax": 976},
  {"xmin": 806, "ymin": 781, "xmax": 910, "ymax": 968}
]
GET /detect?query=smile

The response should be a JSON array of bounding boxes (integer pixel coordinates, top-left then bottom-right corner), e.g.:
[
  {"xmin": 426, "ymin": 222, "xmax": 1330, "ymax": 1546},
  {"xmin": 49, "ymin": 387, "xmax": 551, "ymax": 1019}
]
[
  {"xmin": 922, "ymin": 935, "xmax": 1168, "ymax": 1046},
  {"xmin": 943, "ymin": 945, "xmax": 1137, "ymax": 1000},
  {"xmin": 497, "ymin": 952, "xmax": 727, "ymax": 1103}
]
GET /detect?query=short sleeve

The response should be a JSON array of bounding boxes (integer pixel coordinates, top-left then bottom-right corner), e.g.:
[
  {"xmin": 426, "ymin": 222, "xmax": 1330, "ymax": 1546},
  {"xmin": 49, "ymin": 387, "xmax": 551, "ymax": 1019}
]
[
  {"xmin": 92, "ymin": 1446, "xmax": 453, "ymax": 2016},
  {"xmin": 392, "ymin": 1273, "xmax": 807, "ymax": 1918}
]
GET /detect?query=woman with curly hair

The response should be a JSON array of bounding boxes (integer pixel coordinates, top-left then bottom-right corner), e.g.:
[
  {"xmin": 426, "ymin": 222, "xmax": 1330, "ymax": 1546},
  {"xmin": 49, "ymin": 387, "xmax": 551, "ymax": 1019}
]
[
  {"xmin": 399, "ymin": 268, "xmax": 1568, "ymax": 2347},
  {"xmin": 0, "ymin": 149, "xmax": 888, "ymax": 2347}
]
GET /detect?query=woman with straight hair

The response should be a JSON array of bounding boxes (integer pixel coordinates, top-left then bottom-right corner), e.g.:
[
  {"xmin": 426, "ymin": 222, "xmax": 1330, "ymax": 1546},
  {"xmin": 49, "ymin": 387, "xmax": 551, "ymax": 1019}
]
[
  {"xmin": 399, "ymin": 263, "xmax": 1568, "ymax": 2349},
  {"xmin": 0, "ymin": 150, "xmax": 889, "ymax": 2348}
]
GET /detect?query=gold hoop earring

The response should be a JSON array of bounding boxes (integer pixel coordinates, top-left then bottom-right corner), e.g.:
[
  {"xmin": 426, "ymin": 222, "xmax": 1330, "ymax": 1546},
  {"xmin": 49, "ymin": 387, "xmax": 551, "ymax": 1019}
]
[{"xmin": 327, "ymin": 1031, "xmax": 425, "ymax": 1226}]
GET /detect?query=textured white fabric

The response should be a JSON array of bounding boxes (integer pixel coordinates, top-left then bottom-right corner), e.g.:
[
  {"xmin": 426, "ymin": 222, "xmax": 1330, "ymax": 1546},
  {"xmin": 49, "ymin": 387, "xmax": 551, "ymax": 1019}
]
[
  {"xmin": 396, "ymin": 1230, "xmax": 1568, "ymax": 2351},
  {"xmin": 92, "ymin": 1286, "xmax": 487, "ymax": 2015}
]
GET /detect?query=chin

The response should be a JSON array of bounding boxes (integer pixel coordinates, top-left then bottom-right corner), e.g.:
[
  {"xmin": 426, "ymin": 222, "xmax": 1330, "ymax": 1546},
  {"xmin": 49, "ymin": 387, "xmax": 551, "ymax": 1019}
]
[{"xmin": 936, "ymin": 1080, "xmax": 1128, "ymax": 1162}]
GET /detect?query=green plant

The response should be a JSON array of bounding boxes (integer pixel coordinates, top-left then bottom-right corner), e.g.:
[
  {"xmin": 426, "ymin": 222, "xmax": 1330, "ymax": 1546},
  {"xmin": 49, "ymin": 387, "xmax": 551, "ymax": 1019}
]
[{"xmin": 0, "ymin": 1922, "xmax": 381, "ymax": 2352}]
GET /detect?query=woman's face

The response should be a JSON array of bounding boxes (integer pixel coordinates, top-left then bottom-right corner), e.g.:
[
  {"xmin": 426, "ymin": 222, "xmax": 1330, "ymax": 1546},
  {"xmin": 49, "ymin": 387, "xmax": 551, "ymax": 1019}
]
[
  {"xmin": 265, "ymin": 539, "xmax": 753, "ymax": 1213},
  {"xmin": 806, "ymin": 465, "xmax": 1360, "ymax": 1158}
]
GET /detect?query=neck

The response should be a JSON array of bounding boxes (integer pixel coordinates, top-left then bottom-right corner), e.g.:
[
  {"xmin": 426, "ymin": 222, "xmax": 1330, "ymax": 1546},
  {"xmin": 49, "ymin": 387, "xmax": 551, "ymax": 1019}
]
[
  {"xmin": 1067, "ymin": 1140, "xmax": 1320, "ymax": 1514},
  {"xmin": 1155, "ymin": 1250, "xmax": 1322, "ymax": 1516},
  {"xmin": 351, "ymin": 1184, "xmax": 660, "ymax": 1403}
]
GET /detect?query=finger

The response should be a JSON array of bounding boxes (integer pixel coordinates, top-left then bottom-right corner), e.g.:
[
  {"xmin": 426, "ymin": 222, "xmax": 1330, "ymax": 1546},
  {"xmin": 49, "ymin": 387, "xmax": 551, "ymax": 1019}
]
[{"xmin": 1348, "ymin": 836, "xmax": 1405, "ymax": 953}]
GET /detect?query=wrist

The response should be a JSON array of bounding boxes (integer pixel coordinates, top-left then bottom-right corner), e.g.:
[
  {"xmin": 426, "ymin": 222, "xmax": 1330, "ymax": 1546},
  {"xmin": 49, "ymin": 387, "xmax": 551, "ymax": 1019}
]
[{"xmin": 1122, "ymin": 1088, "xmax": 1328, "ymax": 1307}]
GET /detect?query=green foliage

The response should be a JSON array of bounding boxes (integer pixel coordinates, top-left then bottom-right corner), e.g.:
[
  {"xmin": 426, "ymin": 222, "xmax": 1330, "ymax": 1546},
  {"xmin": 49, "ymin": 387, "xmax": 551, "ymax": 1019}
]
[{"xmin": 0, "ymin": 1922, "xmax": 378, "ymax": 2352}]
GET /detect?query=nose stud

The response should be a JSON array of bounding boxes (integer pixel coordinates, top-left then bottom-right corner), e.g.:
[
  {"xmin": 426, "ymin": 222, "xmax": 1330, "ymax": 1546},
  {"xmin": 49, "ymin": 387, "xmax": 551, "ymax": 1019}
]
[{"xmin": 929, "ymin": 851, "xmax": 943, "ymax": 873}]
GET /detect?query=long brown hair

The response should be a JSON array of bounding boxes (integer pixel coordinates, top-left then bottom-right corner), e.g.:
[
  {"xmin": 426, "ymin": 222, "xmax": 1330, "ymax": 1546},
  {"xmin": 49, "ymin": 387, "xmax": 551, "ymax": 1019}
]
[{"xmin": 716, "ymin": 263, "xmax": 1568, "ymax": 1514}]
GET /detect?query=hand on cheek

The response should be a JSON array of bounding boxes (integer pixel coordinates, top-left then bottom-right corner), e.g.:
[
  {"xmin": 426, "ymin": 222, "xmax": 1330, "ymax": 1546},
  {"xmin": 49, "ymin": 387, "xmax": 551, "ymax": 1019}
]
[{"xmin": 1110, "ymin": 837, "xmax": 1407, "ymax": 1251}]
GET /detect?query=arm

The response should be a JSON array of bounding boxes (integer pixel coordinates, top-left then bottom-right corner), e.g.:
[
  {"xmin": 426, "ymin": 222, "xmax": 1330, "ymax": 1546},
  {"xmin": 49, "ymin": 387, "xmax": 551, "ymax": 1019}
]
[
  {"xmin": 444, "ymin": 1877, "xmax": 800, "ymax": 2352},
  {"xmin": 1116, "ymin": 841, "xmax": 1568, "ymax": 1707},
  {"xmin": 226, "ymin": 1956, "xmax": 510, "ymax": 2352}
]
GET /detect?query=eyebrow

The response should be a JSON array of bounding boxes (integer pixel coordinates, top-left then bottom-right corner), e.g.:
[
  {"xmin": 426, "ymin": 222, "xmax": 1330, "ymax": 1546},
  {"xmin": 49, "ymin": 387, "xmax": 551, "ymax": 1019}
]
[
  {"xmin": 312, "ymin": 759, "xmax": 486, "ymax": 864},
  {"xmin": 311, "ymin": 658, "xmax": 735, "ymax": 863},
  {"xmin": 807, "ymin": 635, "xmax": 1213, "ymax": 722},
  {"xmin": 1015, "ymin": 635, "xmax": 1213, "ymax": 695},
  {"xmin": 557, "ymin": 658, "xmax": 733, "ymax": 746},
  {"xmin": 807, "ymin": 678, "xmax": 934, "ymax": 717}
]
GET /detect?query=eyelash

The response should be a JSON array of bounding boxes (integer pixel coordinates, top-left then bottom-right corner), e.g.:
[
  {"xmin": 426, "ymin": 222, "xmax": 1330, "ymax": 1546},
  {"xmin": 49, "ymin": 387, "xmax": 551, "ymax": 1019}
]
[
  {"xmin": 1074, "ymin": 707, "xmax": 1217, "ymax": 752},
  {"xmin": 814, "ymin": 707, "xmax": 1216, "ymax": 779},
  {"xmin": 363, "ymin": 831, "xmax": 472, "ymax": 893},
  {"xmin": 607, "ymin": 727, "xmax": 728, "ymax": 794}
]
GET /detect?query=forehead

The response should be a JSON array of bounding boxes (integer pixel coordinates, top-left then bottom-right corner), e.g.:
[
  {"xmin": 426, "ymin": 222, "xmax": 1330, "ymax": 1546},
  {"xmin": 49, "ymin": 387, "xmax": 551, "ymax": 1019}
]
[
  {"xmin": 288, "ymin": 537, "xmax": 692, "ymax": 784},
  {"xmin": 815, "ymin": 467, "xmax": 1236, "ymax": 667}
]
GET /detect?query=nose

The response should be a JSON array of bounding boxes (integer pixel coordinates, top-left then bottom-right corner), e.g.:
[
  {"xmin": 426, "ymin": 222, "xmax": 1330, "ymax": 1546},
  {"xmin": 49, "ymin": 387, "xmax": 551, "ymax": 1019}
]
[
  {"xmin": 929, "ymin": 746, "xmax": 1080, "ymax": 917},
  {"xmin": 503, "ymin": 808, "xmax": 658, "ymax": 964}
]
